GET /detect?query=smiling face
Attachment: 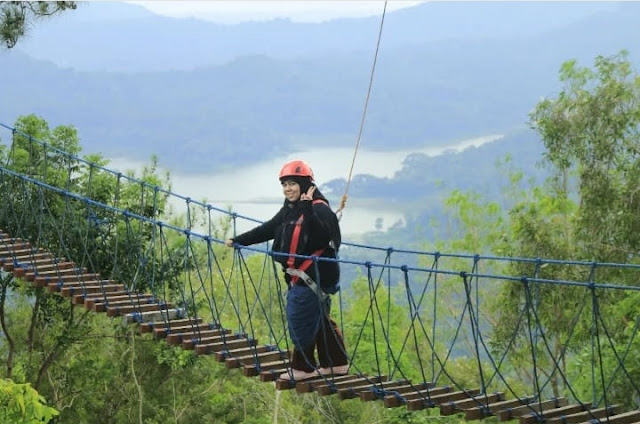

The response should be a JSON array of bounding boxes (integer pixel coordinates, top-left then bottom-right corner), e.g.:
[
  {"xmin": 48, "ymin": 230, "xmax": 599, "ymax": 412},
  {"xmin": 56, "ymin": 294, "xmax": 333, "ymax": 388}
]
[{"xmin": 281, "ymin": 179, "xmax": 301, "ymax": 202}]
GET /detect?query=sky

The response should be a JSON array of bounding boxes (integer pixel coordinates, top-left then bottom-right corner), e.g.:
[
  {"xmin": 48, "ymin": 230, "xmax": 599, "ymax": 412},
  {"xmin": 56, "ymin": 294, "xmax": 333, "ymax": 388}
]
[{"xmin": 127, "ymin": 1, "xmax": 424, "ymax": 24}]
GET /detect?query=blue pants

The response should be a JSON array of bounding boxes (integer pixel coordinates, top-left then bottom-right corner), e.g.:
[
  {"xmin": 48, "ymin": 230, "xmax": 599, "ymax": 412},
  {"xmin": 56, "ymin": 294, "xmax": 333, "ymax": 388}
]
[
  {"xmin": 286, "ymin": 283, "xmax": 348, "ymax": 372},
  {"xmin": 286, "ymin": 283, "xmax": 322, "ymax": 350}
]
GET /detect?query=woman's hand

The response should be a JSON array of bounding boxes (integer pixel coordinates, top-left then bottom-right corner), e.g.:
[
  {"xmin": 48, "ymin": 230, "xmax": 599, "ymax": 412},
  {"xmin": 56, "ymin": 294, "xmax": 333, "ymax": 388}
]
[
  {"xmin": 225, "ymin": 239, "xmax": 234, "ymax": 247},
  {"xmin": 300, "ymin": 186, "xmax": 316, "ymax": 201}
]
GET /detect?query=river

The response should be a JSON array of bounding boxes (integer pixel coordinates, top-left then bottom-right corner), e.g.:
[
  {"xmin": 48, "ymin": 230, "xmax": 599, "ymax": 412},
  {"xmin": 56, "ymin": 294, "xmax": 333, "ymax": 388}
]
[{"xmin": 110, "ymin": 134, "xmax": 503, "ymax": 236}]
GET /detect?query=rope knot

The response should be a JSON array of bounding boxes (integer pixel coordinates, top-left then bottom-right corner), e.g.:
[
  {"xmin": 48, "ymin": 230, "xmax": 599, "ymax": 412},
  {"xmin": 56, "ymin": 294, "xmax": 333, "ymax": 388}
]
[{"xmin": 400, "ymin": 265, "xmax": 408, "ymax": 273}]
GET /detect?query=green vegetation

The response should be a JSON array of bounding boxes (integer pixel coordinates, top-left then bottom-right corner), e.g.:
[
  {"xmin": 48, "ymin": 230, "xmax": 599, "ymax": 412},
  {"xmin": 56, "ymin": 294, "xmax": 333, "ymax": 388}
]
[
  {"xmin": 1, "ymin": 1, "xmax": 76, "ymax": 49},
  {"xmin": 2, "ymin": 5, "xmax": 640, "ymax": 416}
]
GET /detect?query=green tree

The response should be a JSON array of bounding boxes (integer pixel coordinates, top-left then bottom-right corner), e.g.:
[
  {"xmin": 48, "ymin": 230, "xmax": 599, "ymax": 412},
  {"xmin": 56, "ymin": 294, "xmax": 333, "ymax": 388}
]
[
  {"xmin": 531, "ymin": 50, "xmax": 640, "ymax": 264},
  {"xmin": 0, "ymin": 378, "xmax": 59, "ymax": 424},
  {"xmin": 492, "ymin": 50, "xmax": 640, "ymax": 405},
  {"xmin": 1, "ymin": 1, "xmax": 77, "ymax": 49}
]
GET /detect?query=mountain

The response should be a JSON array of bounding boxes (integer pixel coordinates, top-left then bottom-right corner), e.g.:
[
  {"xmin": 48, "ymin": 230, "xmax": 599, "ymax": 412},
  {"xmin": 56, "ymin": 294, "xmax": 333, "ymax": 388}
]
[
  {"xmin": 1, "ymin": 2, "xmax": 639, "ymax": 175},
  {"xmin": 14, "ymin": 1, "xmax": 621, "ymax": 72}
]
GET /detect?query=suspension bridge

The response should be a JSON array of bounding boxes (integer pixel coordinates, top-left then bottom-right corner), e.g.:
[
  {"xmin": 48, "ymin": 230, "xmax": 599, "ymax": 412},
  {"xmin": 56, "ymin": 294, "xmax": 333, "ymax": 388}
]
[{"xmin": 1, "ymin": 122, "xmax": 640, "ymax": 422}]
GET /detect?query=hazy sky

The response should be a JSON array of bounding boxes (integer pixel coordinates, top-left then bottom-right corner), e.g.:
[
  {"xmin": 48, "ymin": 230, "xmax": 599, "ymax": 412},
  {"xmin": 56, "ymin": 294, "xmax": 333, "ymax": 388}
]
[{"xmin": 127, "ymin": 1, "xmax": 424, "ymax": 24}]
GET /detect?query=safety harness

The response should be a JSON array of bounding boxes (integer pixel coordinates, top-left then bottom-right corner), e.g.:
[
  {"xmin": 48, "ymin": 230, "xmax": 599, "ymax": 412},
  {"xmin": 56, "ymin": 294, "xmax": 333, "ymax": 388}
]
[{"xmin": 285, "ymin": 199, "xmax": 330, "ymax": 299}]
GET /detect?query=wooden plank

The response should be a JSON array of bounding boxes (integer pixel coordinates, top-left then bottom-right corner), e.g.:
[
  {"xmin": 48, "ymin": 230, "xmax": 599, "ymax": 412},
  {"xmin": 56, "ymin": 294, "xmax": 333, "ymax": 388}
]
[
  {"xmin": 520, "ymin": 403, "xmax": 592, "ymax": 424},
  {"xmin": 167, "ymin": 327, "xmax": 230, "ymax": 346},
  {"xmin": 152, "ymin": 322, "xmax": 211, "ymax": 339},
  {"xmin": 49, "ymin": 279, "xmax": 115, "ymax": 293},
  {"xmin": 106, "ymin": 302, "xmax": 171, "ymax": 317},
  {"xmin": 183, "ymin": 331, "xmax": 244, "ymax": 349},
  {"xmin": 464, "ymin": 396, "xmax": 535, "ymax": 420},
  {"xmin": 121, "ymin": 308, "xmax": 185, "ymax": 325},
  {"xmin": 498, "ymin": 398, "xmax": 568, "ymax": 421},
  {"xmin": 26, "ymin": 261, "xmax": 75, "ymax": 272},
  {"xmin": 92, "ymin": 296, "xmax": 157, "ymax": 307},
  {"xmin": 86, "ymin": 293, "xmax": 152, "ymax": 304},
  {"xmin": 73, "ymin": 290, "xmax": 128, "ymax": 305},
  {"xmin": 294, "ymin": 374, "xmax": 357, "ymax": 394},
  {"xmin": 91, "ymin": 295, "xmax": 157, "ymax": 312},
  {"xmin": 79, "ymin": 291, "xmax": 133, "ymax": 306},
  {"xmin": 407, "ymin": 389, "xmax": 481, "ymax": 411},
  {"xmin": 361, "ymin": 381, "xmax": 432, "ymax": 402},
  {"xmin": 243, "ymin": 352, "xmax": 291, "ymax": 377},
  {"xmin": 384, "ymin": 385, "xmax": 452, "ymax": 408},
  {"xmin": 28, "ymin": 267, "xmax": 86, "ymax": 277},
  {"xmin": 317, "ymin": 375, "xmax": 387, "ymax": 396},
  {"xmin": 545, "ymin": 406, "xmax": 619, "ymax": 424},
  {"xmin": 225, "ymin": 349, "xmax": 287, "ymax": 368},
  {"xmin": 35, "ymin": 272, "xmax": 102, "ymax": 285},
  {"xmin": 60, "ymin": 283, "xmax": 125, "ymax": 297},
  {"xmin": 251, "ymin": 358, "xmax": 290, "ymax": 375},
  {"xmin": 195, "ymin": 336, "xmax": 252, "ymax": 355},
  {"xmin": 13, "ymin": 254, "xmax": 56, "ymax": 263},
  {"xmin": 212, "ymin": 340, "xmax": 260, "ymax": 359},
  {"xmin": 274, "ymin": 374, "xmax": 297, "ymax": 390},
  {"xmin": 577, "ymin": 410, "xmax": 640, "ymax": 424},
  {"xmin": 440, "ymin": 392, "xmax": 505, "ymax": 416},
  {"xmin": 338, "ymin": 378, "xmax": 412, "ymax": 400},
  {"xmin": 259, "ymin": 366, "xmax": 289, "ymax": 382},
  {"xmin": 138, "ymin": 317, "xmax": 203, "ymax": 334},
  {"xmin": 0, "ymin": 246, "xmax": 33, "ymax": 255}
]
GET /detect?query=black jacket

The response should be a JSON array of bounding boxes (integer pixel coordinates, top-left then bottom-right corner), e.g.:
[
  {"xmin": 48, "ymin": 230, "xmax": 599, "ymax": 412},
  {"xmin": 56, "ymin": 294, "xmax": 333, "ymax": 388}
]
[{"xmin": 232, "ymin": 188, "xmax": 341, "ymax": 288}]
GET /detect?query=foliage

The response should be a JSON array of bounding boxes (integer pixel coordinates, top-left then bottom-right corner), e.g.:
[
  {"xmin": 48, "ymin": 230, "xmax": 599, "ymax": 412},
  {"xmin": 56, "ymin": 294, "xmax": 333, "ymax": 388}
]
[
  {"xmin": 1, "ymin": 1, "xmax": 76, "ymax": 48},
  {"xmin": 2, "ymin": 49, "xmax": 640, "ymax": 420},
  {"xmin": 531, "ymin": 50, "xmax": 640, "ymax": 264},
  {"xmin": 0, "ymin": 378, "xmax": 59, "ymax": 423},
  {"xmin": 492, "ymin": 51, "xmax": 640, "ymax": 404}
]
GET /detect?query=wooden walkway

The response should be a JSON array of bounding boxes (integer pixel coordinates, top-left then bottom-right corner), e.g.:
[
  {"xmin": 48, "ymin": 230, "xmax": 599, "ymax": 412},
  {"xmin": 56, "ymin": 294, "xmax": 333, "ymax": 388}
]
[{"xmin": 1, "ymin": 231, "xmax": 639, "ymax": 423}]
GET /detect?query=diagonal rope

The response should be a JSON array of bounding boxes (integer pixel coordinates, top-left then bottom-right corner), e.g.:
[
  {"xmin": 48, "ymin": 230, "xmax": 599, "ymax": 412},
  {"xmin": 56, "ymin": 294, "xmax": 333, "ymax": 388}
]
[{"xmin": 336, "ymin": 0, "xmax": 388, "ymax": 219}]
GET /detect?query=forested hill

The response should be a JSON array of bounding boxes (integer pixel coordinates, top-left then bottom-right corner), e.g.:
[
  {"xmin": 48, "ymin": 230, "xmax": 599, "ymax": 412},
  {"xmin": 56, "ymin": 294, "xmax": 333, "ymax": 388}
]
[
  {"xmin": 15, "ymin": 2, "xmax": 620, "ymax": 72},
  {"xmin": 1, "ymin": 2, "xmax": 639, "ymax": 175}
]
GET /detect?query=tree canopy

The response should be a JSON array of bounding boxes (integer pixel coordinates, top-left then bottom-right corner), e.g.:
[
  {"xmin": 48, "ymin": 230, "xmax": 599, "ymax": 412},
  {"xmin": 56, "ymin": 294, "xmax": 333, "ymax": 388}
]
[{"xmin": 1, "ymin": 1, "xmax": 76, "ymax": 49}]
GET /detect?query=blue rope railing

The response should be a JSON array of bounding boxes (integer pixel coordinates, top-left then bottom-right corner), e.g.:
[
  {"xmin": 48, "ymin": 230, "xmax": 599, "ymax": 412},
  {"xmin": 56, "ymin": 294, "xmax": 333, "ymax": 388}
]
[{"xmin": 2, "ymin": 121, "xmax": 640, "ymax": 414}]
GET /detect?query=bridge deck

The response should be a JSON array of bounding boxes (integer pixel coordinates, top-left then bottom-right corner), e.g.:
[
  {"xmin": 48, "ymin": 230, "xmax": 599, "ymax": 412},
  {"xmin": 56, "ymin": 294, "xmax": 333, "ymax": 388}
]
[{"xmin": 2, "ymin": 231, "xmax": 639, "ymax": 423}]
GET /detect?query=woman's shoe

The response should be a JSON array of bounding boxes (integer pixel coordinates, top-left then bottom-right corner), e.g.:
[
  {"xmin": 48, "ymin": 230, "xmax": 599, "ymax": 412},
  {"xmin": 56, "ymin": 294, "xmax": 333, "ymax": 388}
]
[
  {"xmin": 317, "ymin": 364, "xmax": 349, "ymax": 376},
  {"xmin": 278, "ymin": 369, "xmax": 317, "ymax": 381}
]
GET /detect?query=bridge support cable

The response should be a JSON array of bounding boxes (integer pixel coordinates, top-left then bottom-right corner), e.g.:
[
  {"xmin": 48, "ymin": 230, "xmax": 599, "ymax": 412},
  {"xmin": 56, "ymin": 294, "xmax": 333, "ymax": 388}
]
[{"xmin": 337, "ymin": 1, "xmax": 388, "ymax": 219}]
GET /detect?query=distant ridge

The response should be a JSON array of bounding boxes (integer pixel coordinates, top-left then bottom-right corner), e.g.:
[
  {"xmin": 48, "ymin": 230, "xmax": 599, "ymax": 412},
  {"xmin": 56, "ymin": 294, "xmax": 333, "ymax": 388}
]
[
  {"xmin": 1, "ymin": 2, "xmax": 638, "ymax": 175},
  {"xmin": 15, "ymin": 1, "xmax": 622, "ymax": 72}
]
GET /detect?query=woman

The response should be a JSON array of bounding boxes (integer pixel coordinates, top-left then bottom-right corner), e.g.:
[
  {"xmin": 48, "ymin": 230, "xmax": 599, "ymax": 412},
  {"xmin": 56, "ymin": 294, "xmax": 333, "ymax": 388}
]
[{"xmin": 225, "ymin": 159, "xmax": 349, "ymax": 381}]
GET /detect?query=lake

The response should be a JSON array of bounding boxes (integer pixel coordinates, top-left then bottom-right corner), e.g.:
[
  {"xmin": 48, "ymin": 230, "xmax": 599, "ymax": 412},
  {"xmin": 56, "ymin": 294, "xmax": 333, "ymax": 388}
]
[{"xmin": 110, "ymin": 134, "xmax": 502, "ymax": 236}]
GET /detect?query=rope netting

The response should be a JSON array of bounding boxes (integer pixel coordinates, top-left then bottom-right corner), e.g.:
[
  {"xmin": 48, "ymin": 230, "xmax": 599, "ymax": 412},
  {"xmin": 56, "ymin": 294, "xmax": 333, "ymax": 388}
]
[{"xmin": 1, "ymin": 122, "xmax": 640, "ymax": 417}]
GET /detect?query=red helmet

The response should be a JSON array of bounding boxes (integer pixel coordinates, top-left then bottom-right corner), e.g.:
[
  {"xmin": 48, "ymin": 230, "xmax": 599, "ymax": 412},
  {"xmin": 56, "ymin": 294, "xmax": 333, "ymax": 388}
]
[{"xmin": 279, "ymin": 160, "xmax": 314, "ymax": 182}]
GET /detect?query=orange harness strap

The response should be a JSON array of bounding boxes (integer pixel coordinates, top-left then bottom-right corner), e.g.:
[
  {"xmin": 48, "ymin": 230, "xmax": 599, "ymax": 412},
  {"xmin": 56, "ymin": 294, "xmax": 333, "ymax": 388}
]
[{"xmin": 287, "ymin": 199, "xmax": 327, "ymax": 285}]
